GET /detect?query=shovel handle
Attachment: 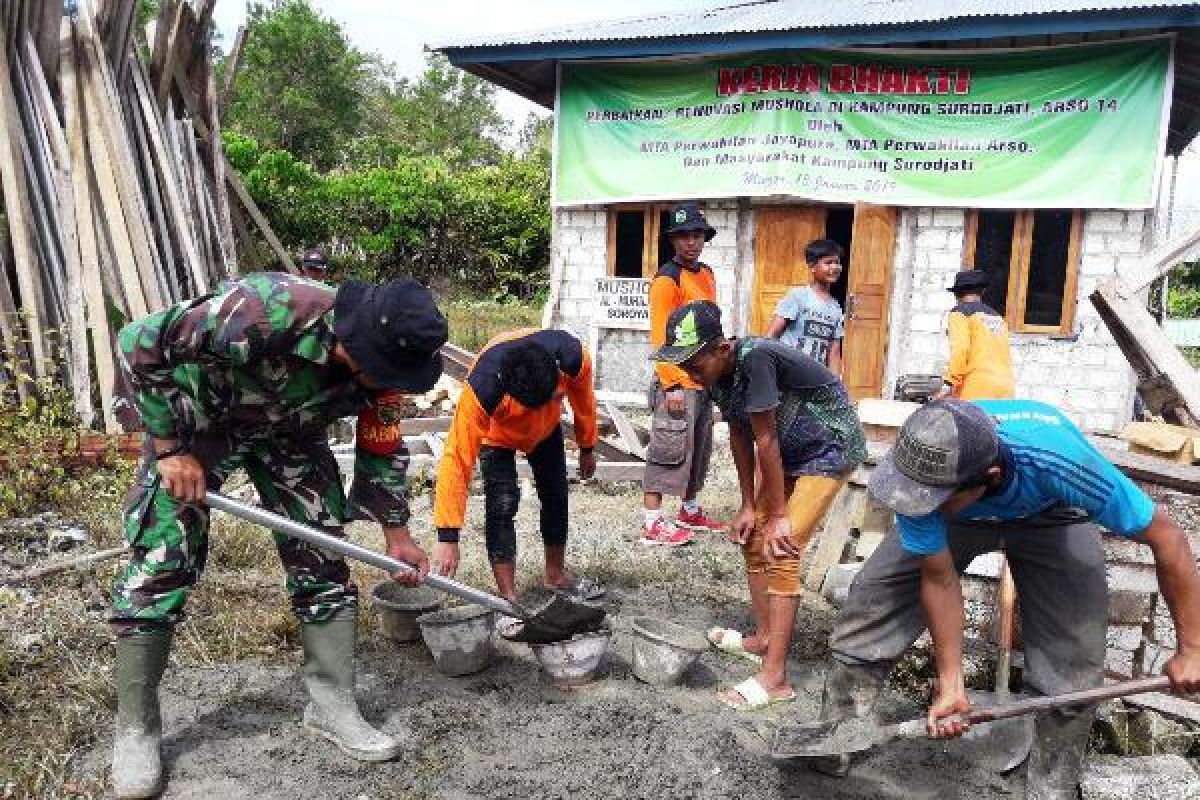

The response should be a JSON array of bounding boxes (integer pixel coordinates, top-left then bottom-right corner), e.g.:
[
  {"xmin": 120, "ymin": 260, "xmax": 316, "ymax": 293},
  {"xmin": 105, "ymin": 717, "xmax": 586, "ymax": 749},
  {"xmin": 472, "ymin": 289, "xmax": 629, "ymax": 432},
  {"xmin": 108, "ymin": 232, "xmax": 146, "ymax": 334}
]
[
  {"xmin": 204, "ymin": 491, "xmax": 522, "ymax": 619},
  {"xmin": 890, "ymin": 675, "xmax": 1173, "ymax": 741},
  {"xmin": 963, "ymin": 675, "xmax": 1172, "ymax": 725}
]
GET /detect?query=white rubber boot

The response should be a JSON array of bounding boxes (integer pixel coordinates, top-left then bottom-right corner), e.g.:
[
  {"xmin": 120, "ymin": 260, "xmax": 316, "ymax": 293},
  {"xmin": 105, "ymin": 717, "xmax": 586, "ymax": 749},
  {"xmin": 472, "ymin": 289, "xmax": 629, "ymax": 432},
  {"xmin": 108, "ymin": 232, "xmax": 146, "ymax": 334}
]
[
  {"xmin": 111, "ymin": 628, "xmax": 172, "ymax": 799},
  {"xmin": 301, "ymin": 609, "xmax": 401, "ymax": 762}
]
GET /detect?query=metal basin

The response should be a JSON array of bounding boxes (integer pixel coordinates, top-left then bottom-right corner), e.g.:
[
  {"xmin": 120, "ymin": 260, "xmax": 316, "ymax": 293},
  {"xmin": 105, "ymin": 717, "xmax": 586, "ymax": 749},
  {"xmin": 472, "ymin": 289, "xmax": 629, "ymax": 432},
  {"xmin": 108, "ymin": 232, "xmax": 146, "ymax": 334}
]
[
  {"xmin": 371, "ymin": 582, "xmax": 442, "ymax": 643},
  {"xmin": 530, "ymin": 627, "xmax": 612, "ymax": 688},
  {"xmin": 630, "ymin": 617, "xmax": 708, "ymax": 686},
  {"xmin": 417, "ymin": 605, "xmax": 496, "ymax": 676}
]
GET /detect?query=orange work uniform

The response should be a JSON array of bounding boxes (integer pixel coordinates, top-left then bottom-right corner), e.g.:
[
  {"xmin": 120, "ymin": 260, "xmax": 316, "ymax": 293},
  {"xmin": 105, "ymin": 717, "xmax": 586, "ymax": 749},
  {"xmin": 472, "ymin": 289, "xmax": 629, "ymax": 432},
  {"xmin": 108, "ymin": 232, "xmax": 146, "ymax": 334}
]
[
  {"xmin": 944, "ymin": 301, "xmax": 1015, "ymax": 400},
  {"xmin": 433, "ymin": 329, "xmax": 597, "ymax": 531},
  {"xmin": 649, "ymin": 258, "xmax": 717, "ymax": 389}
]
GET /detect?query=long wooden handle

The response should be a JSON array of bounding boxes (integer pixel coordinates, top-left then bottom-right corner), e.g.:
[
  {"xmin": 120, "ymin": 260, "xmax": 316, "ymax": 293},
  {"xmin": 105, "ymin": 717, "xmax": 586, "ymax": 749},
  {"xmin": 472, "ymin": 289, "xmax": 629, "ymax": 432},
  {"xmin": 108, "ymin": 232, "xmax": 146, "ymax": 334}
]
[
  {"xmin": 205, "ymin": 490, "xmax": 524, "ymax": 619},
  {"xmin": 966, "ymin": 675, "xmax": 1171, "ymax": 724},
  {"xmin": 994, "ymin": 558, "xmax": 1016, "ymax": 687}
]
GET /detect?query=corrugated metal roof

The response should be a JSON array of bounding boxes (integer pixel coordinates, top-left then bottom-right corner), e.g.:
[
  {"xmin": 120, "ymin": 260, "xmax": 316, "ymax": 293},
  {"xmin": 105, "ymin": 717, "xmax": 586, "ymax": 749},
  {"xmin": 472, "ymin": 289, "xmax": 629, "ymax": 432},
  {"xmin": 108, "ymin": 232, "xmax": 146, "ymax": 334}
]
[{"xmin": 432, "ymin": 0, "xmax": 1200, "ymax": 50}]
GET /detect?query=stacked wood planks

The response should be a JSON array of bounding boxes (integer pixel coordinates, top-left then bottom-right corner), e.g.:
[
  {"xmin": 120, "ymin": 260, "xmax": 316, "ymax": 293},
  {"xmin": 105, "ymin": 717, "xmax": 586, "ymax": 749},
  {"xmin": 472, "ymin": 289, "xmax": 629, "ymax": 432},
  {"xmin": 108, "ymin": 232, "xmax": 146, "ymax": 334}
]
[{"xmin": 0, "ymin": 0, "xmax": 290, "ymax": 432}]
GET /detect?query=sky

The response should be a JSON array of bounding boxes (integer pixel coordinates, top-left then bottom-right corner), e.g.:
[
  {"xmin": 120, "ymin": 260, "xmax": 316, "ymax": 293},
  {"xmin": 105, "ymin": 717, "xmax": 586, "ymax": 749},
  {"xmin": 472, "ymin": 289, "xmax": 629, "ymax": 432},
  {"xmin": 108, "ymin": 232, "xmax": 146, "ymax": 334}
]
[{"xmin": 211, "ymin": 0, "xmax": 699, "ymax": 130}]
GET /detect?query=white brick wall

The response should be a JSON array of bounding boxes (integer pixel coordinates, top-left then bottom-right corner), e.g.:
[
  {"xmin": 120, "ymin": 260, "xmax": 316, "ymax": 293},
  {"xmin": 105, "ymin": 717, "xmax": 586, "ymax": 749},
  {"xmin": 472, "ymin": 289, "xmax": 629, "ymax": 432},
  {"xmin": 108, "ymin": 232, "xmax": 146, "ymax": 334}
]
[
  {"xmin": 885, "ymin": 208, "xmax": 1144, "ymax": 432},
  {"xmin": 552, "ymin": 201, "xmax": 1147, "ymax": 430}
]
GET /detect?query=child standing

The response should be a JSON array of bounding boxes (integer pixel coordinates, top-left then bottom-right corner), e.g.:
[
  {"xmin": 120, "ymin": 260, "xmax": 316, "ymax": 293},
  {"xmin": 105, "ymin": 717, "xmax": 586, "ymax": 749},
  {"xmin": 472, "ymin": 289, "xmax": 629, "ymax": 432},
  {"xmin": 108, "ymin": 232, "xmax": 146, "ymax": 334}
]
[
  {"xmin": 766, "ymin": 239, "xmax": 845, "ymax": 375},
  {"xmin": 654, "ymin": 300, "xmax": 866, "ymax": 710}
]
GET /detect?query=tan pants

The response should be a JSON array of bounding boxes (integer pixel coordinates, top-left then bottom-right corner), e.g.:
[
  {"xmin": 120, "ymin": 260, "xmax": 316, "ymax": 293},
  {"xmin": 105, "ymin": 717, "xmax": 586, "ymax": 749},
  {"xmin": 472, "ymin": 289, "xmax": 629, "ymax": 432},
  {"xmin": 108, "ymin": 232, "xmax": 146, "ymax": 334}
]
[
  {"xmin": 641, "ymin": 385, "xmax": 713, "ymax": 499},
  {"xmin": 743, "ymin": 475, "xmax": 843, "ymax": 597}
]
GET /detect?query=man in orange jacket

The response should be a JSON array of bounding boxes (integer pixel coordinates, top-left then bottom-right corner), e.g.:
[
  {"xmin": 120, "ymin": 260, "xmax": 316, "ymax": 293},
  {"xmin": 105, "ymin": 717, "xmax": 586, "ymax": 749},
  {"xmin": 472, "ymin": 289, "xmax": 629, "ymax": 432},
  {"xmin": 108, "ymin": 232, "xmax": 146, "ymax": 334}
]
[
  {"xmin": 642, "ymin": 202, "xmax": 726, "ymax": 546},
  {"xmin": 433, "ymin": 329, "xmax": 603, "ymax": 630},
  {"xmin": 934, "ymin": 269, "xmax": 1015, "ymax": 401}
]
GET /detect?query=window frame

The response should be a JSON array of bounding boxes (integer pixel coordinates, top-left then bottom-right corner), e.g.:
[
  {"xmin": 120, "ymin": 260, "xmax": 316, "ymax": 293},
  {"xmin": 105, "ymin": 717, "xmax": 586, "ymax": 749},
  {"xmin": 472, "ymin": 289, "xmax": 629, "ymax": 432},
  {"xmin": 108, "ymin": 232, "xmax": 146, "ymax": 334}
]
[
  {"xmin": 962, "ymin": 209, "xmax": 1083, "ymax": 335},
  {"xmin": 606, "ymin": 204, "xmax": 671, "ymax": 279}
]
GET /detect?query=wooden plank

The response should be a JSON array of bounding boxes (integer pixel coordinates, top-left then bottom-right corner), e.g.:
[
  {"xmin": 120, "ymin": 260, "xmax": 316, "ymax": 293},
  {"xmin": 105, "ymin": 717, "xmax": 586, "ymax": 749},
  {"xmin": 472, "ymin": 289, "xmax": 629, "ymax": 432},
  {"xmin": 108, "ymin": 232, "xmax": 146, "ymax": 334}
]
[
  {"xmin": 130, "ymin": 59, "xmax": 206, "ymax": 294},
  {"xmin": 603, "ymin": 399, "xmax": 646, "ymax": 459},
  {"xmin": 78, "ymin": 34, "xmax": 150, "ymax": 319},
  {"xmin": 1120, "ymin": 221, "xmax": 1200, "ymax": 293},
  {"xmin": 154, "ymin": 0, "xmax": 184, "ymax": 108},
  {"xmin": 804, "ymin": 484, "xmax": 866, "ymax": 591},
  {"xmin": 124, "ymin": 73, "xmax": 179, "ymax": 303},
  {"xmin": 206, "ymin": 60, "xmax": 235, "ymax": 274},
  {"xmin": 1098, "ymin": 444, "xmax": 1200, "ymax": 495},
  {"xmin": 35, "ymin": 0, "xmax": 60, "ymax": 83},
  {"xmin": 64, "ymin": 18, "xmax": 119, "ymax": 431},
  {"xmin": 1091, "ymin": 278, "xmax": 1200, "ymax": 424},
  {"xmin": 220, "ymin": 25, "xmax": 247, "ymax": 113},
  {"xmin": 398, "ymin": 416, "xmax": 453, "ymax": 435},
  {"xmin": 0, "ymin": 28, "xmax": 48, "ymax": 377},
  {"xmin": 223, "ymin": 155, "xmax": 297, "ymax": 273}
]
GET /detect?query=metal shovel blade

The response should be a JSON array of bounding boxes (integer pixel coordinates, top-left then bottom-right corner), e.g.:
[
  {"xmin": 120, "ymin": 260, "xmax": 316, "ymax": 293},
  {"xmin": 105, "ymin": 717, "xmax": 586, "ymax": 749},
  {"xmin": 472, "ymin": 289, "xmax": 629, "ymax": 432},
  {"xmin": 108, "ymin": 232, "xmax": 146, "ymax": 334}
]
[
  {"xmin": 770, "ymin": 717, "xmax": 885, "ymax": 759},
  {"xmin": 504, "ymin": 593, "xmax": 607, "ymax": 644},
  {"xmin": 955, "ymin": 691, "xmax": 1034, "ymax": 772}
]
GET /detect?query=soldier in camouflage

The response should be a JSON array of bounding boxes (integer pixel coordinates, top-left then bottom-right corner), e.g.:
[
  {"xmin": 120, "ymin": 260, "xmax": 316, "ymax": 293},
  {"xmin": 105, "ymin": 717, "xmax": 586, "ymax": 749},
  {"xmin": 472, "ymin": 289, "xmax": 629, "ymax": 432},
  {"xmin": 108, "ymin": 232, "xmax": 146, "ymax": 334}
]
[{"xmin": 108, "ymin": 272, "xmax": 447, "ymax": 799}]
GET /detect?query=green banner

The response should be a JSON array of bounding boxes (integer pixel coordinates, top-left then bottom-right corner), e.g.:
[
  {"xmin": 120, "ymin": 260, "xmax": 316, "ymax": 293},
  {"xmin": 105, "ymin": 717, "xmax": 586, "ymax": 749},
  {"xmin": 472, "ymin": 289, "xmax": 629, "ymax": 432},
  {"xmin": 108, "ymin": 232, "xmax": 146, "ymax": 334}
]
[{"xmin": 554, "ymin": 38, "xmax": 1171, "ymax": 209}]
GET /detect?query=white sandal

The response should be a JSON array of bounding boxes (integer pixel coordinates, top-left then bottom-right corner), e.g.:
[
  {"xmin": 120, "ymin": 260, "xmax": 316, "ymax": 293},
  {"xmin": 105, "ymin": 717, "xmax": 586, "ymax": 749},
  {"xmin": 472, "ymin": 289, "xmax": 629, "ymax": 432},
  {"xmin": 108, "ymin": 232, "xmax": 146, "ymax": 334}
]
[
  {"xmin": 706, "ymin": 627, "xmax": 764, "ymax": 665},
  {"xmin": 718, "ymin": 677, "xmax": 797, "ymax": 712}
]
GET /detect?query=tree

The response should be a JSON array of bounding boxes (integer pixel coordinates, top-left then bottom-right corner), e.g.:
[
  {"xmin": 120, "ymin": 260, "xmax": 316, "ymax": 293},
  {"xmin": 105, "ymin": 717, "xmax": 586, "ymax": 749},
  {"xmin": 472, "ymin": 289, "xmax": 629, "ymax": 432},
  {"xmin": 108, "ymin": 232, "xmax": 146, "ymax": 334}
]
[
  {"xmin": 381, "ymin": 53, "xmax": 510, "ymax": 167},
  {"xmin": 225, "ymin": 0, "xmax": 371, "ymax": 169}
]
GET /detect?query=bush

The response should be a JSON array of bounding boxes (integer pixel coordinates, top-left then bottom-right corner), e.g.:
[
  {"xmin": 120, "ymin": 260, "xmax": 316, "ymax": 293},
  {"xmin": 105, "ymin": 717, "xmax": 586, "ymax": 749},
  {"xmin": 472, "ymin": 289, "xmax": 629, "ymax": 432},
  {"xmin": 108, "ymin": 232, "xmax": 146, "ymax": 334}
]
[{"xmin": 226, "ymin": 132, "xmax": 550, "ymax": 301}]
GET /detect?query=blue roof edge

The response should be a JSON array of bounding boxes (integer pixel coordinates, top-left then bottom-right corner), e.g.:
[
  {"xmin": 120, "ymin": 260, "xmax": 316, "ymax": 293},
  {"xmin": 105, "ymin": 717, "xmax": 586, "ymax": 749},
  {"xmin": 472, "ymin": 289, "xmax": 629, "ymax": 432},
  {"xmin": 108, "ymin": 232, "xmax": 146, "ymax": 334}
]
[{"xmin": 440, "ymin": 8, "xmax": 1200, "ymax": 64}]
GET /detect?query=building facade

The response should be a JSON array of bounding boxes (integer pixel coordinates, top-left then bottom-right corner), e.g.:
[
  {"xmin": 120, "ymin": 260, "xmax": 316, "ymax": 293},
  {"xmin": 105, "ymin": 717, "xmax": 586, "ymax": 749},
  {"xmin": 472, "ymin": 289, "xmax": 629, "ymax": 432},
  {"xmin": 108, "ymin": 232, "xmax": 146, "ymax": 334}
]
[{"xmin": 437, "ymin": 1, "xmax": 1200, "ymax": 432}]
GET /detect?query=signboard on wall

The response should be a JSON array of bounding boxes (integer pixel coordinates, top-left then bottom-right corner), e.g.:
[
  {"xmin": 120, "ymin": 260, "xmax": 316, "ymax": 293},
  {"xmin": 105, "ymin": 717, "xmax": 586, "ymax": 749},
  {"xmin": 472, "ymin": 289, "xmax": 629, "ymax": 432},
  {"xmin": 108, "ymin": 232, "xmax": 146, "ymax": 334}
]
[
  {"xmin": 594, "ymin": 277, "xmax": 651, "ymax": 329},
  {"xmin": 554, "ymin": 37, "xmax": 1172, "ymax": 209}
]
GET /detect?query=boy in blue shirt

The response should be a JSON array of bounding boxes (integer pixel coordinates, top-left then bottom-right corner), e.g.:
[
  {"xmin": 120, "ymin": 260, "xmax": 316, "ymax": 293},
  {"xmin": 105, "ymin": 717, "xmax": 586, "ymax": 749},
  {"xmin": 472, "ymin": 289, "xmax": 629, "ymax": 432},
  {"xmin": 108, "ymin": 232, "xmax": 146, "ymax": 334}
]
[{"xmin": 813, "ymin": 398, "xmax": 1200, "ymax": 799}]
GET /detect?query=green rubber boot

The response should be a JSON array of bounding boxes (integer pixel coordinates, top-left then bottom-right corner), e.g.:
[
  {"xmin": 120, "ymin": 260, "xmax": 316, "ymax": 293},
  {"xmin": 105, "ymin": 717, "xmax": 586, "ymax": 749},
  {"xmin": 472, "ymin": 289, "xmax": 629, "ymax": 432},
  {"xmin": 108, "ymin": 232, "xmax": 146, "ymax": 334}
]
[
  {"xmin": 301, "ymin": 609, "xmax": 401, "ymax": 762},
  {"xmin": 111, "ymin": 628, "xmax": 172, "ymax": 799}
]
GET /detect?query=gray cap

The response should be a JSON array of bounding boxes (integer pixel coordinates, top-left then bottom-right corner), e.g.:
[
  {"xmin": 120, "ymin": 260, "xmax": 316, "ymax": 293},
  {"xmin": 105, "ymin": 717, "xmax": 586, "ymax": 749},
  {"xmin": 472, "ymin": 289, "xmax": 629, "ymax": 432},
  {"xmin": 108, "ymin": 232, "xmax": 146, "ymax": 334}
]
[{"xmin": 868, "ymin": 399, "xmax": 999, "ymax": 516}]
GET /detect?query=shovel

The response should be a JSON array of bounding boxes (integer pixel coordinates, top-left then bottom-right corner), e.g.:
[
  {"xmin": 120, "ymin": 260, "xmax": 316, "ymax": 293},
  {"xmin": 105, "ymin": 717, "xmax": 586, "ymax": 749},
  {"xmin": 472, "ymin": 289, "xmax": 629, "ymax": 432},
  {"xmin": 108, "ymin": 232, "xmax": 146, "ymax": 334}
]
[
  {"xmin": 957, "ymin": 558, "xmax": 1034, "ymax": 772},
  {"xmin": 770, "ymin": 674, "xmax": 1172, "ymax": 759},
  {"xmin": 205, "ymin": 491, "xmax": 606, "ymax": 645}
]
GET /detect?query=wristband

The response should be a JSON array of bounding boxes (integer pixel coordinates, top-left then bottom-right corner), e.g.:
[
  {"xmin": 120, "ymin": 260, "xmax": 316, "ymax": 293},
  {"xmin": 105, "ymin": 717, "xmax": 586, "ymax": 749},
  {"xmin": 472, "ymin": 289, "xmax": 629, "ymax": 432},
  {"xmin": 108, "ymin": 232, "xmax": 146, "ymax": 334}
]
[
  {"xmin": 154, "ymin": 443, "xmax": 188, "ymax": 461},
  {"xmin": 579, "ymin": 447, "xmax": 594, "ymax": 455},
  {"xmin": 436, "ymin": 528, "xmax": 461, "ymax": 544}
]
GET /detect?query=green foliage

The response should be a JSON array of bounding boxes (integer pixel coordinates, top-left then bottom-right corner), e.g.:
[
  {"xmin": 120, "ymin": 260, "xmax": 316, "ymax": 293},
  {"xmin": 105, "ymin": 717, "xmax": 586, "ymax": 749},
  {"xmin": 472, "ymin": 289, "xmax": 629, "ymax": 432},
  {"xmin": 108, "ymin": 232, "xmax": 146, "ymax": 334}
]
[
  {"xmin": 1168, "ymin": 260, "xmax": 1200, "ymax": 318},
  {"xmin": 226, "ymin": 132, "xmax": 551, "ymax": 300},
  {"xmin": 441, "ymin": 298, "xmax": 542, "ymax": 352},
  {"xmin": 0, "ymin": 369, "xmax": 132, "ymax": 521},
  {"xmin": 226, "ymin": 1, "xmax": 371, "ymax": 169},
  {"xmin": 363, "ymin": 53, "xmax": 510, "ymax": 168}
]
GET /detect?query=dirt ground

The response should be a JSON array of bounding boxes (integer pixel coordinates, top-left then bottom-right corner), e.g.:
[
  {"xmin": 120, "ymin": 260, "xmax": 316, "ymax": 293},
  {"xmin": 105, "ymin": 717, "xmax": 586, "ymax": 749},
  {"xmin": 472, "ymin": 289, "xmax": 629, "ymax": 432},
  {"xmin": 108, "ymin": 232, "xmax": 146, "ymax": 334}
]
[{"xmin": 9, "ymin": 443, "xmax": 1019, "ymax": 798}]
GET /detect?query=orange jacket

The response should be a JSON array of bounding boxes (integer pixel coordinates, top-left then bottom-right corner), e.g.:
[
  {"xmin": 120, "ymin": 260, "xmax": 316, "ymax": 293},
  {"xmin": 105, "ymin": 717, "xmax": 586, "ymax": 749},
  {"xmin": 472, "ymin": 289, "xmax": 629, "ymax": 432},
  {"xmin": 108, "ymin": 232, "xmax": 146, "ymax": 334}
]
[
  {"xmin": 434, "ymin": 329, "xmax": 597, "ymax": 531},
  {"xmin": 650, "ymin": 259, "xmax": 717, "ymax": 389},
  {"xmin": 944, "ymin": 302, "xmax": 1015, "ymax": 400}
]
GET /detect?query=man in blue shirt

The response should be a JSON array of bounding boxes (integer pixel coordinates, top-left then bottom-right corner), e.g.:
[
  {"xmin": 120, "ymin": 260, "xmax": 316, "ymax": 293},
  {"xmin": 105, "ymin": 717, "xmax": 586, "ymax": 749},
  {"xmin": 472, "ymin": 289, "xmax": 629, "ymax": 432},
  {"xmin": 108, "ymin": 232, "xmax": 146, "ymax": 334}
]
[{"xmin": 814, "ymin": 398, "xmax": 1200, "ymax": 799}]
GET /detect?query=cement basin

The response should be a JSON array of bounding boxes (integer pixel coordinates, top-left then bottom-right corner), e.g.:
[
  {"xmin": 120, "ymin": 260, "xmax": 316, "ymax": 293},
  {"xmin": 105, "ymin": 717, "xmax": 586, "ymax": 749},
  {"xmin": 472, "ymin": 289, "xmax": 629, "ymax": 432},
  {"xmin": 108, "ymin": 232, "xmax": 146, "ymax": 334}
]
[
  {"xmin": 371, "ymin": 582, "xmax": 442, "ymax": 643},
  {"xmin": 630, "ymin": 617, "xmax": 709, "ymax": 686},
  {"xmin": 530, "ymin": 627, "xmax": 612, "ymax": 688},
  {"xmin": 416, "ymin": 605, "xmax": 496, "ymax": 676}
]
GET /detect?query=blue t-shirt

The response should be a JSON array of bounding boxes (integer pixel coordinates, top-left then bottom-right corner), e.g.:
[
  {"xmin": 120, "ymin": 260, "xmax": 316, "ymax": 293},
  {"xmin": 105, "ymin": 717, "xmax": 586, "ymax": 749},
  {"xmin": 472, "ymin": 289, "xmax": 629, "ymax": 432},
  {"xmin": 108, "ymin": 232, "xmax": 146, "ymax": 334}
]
[
  {"xmin": 775, "ymin": 286, "xmax": 844, "ymax": 365},
  {"xmin": 897, "ymin": 399, "xmax": 1155, "ymax": 555}
]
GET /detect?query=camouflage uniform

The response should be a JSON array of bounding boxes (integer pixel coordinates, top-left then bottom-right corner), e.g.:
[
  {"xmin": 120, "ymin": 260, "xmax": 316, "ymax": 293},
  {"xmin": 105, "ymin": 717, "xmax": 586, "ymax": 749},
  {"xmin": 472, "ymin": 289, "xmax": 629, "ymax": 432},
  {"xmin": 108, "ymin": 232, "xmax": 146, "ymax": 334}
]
[{"xmin": 111, "ymin": 272, "xmax": 411, "ymax": 634}]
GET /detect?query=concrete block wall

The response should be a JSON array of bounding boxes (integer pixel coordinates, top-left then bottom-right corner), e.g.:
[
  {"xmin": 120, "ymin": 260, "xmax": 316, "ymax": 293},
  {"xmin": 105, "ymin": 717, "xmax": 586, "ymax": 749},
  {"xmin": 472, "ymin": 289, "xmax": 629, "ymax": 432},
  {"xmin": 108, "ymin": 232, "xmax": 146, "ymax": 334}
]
[
  {"xmin": 887, "ymin": 208, "xmax": 1146, "ymax": 432},
  {"xmin": 550, "ymin": 200, "xmax": 746, "ymax": 395}
]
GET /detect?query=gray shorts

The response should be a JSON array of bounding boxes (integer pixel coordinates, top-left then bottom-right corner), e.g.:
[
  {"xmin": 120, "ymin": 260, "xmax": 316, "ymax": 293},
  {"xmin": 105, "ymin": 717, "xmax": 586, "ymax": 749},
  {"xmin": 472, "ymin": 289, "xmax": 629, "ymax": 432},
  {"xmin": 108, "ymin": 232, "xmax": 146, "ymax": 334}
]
[{"xmin": 642, "ymin": 385, "xmax": 713, "ymax": 499}]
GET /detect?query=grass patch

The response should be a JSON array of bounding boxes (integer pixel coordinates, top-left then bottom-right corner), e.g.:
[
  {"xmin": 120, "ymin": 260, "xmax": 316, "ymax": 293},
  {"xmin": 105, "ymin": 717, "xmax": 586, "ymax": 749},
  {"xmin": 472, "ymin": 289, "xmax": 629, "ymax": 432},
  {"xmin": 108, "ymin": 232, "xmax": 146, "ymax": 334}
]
[{"xmin": 439, "ymin": 298, "xmax": 540, "ymax": 352}]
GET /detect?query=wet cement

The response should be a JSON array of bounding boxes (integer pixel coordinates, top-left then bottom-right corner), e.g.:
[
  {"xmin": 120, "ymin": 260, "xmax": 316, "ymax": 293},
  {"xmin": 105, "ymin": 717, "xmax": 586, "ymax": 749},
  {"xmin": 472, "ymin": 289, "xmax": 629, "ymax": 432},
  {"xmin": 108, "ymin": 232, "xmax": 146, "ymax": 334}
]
[{"xmin": 74, "ymin": 593, "xmax": 1021, "ymax": 799}]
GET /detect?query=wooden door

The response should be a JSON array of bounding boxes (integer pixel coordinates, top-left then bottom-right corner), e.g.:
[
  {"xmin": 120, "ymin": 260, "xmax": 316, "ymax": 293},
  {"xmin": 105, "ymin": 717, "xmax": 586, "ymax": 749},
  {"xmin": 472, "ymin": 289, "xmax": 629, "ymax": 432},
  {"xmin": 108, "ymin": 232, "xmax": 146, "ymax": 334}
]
[
  {"xmin": 843, "ymin": 203, "xmax": 896, "ymax": 401},
  {"xmin": 751, "ymin": 207, "xmax": 826, "ymax": 333}
]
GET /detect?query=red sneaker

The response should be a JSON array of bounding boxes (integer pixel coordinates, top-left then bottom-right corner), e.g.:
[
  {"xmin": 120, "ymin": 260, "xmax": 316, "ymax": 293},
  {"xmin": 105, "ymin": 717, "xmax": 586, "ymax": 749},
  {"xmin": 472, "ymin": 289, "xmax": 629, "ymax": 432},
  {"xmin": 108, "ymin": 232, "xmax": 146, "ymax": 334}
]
[
  {"xmin": 641, "ymin": 516, "xmax": 694, "ymax": 547},
  {"xmin": 676, "ymin": 506, "xmax": 728, "ymax": 533}
]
